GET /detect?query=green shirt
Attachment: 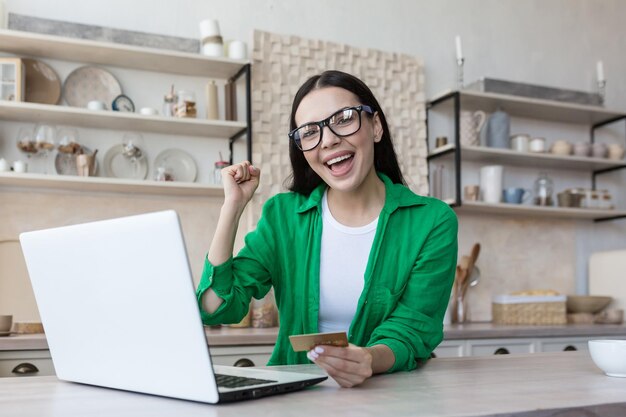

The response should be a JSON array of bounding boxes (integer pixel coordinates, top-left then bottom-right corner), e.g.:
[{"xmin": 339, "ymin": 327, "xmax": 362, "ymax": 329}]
[{"xmin": 196, "ymin": 173, "xmax": 458, "ymax": 373}]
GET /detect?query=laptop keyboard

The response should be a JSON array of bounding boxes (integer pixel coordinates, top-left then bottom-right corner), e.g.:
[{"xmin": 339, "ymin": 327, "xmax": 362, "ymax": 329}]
[{"xmin": 214, "ymin": 373, "xmax": 277, "ymax": 389}]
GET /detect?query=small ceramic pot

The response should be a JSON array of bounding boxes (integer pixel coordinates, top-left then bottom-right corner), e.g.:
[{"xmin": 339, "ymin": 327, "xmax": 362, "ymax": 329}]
[
  {"xmin": 608, "ymin": 144, "xmax": 625, "ymax": 160},
  {"xmin": 572, "ymin": 142, "xmax": 591, "ymax": 157},
  {"xmin": 591, "ymin": 143, "xmax": 608, "ymax": 159},
  {"xmin": 551, "ymin": 140, "xmax": 572, "ymax": 156}
]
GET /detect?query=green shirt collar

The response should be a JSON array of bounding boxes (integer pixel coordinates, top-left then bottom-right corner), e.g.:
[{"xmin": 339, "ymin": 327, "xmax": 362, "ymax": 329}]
[{"xmin": 295, "ymin": 172, "xmax": 427, "ymax": 214}]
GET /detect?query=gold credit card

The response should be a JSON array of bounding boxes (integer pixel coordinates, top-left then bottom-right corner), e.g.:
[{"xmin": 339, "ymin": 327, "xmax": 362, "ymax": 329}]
[{"xmin": 289, "ymin": 331, "xmax": 349, "ymax": 352}]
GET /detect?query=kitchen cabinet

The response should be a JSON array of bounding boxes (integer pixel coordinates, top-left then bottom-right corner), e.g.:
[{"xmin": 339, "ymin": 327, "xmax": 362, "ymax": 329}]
[
  {"xmin": 433, "ymin": 334, "xmax": 626, "ymax": 358},
  {"xmin": 208, "ymin": 345, "xmax": 274, "ymax": 367},
  {"xmin": 0, "ymin": 349, "xmax": 55, "ymax": 377},
  {"xmin": 0, "ymin": 29, "xmax": 252, "ymax": 197},
  {"xmin": 426, "ymin": 90, "xmax": 626, "ymax": 222}
]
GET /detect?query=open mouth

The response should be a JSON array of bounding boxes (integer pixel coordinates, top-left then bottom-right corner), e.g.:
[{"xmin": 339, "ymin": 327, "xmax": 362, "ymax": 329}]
[{"xmin": 325, "ymin": 153, "xmax": 354, "ymax": 172}]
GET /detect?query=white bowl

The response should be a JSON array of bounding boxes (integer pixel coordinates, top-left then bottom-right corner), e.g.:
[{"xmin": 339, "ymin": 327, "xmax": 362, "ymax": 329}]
[{"xmin": 588, "ymin": 339, "xmax": 626, "ymax": 377}]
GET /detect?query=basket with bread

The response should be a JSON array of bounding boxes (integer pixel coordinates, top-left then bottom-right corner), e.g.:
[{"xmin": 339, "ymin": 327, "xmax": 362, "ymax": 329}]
[{"xmin": 492, "ymin": 289, "xmax": 567, "ymax": 325}]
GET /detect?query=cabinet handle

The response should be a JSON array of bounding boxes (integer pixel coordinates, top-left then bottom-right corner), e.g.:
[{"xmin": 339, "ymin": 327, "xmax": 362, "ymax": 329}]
[
  {"xmin": 12, "ymin": 362, "xmax": 39, "ymax": 375},
  {"xmin": 494, "ymin": 348, "xmax": 510, "ymax": 355},
  {"xmin": 233, "ymin": 358, "xmax": 255, "ymax": 367},
  {"xmin": 563, "ymin": 345, "xmax": 578, "ymax": 351}
]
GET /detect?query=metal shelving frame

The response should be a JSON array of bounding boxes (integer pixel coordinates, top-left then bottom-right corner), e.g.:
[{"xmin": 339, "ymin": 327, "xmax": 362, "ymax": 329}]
[{"xmin": 426, "ymin": 91, "xmax": 626, "ymax": 222}]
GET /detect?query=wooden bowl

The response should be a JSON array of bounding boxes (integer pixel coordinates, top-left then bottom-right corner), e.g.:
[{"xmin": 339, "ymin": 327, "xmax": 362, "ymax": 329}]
[{"xmin": 566, "ymin": 295, "xmax": 612, "ymax": 314}]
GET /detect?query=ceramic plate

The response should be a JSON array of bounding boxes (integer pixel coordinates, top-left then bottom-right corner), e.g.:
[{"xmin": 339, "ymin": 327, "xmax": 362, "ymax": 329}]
[
  {"xmin": 63, "ymin": 66, "xmax": 122, "ymax": 108},
  {"xmin": 153, "ymin": 149, "xmax": 197, "ymax": 182},
  {"xmin": 103, "ymin": 144, "xmax": 148, "ymax": 180},
  {"xmin": 23, "ymin": 58, "xmax": 62, "ymax": 105},
  {"xmin": 55, "ymin": 146, "xmax": 99, "ymax": 176}
]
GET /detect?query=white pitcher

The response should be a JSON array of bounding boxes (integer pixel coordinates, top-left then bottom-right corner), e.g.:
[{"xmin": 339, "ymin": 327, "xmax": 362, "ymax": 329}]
[{"xmin": 460, "ymin": 110, "xmax": 486, "ymax": 146}]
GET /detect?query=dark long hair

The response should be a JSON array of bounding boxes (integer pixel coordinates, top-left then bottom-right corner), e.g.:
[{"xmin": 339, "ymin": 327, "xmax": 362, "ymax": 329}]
[{"xmin": 285, "ymin": 70, "xmax": 405, "ymax": 195}]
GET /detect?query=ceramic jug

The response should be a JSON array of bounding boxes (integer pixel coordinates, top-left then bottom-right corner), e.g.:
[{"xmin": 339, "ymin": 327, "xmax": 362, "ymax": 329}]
[
  {"xmin": 480, "ymin": 109, "xmax": 510, "ymax": 149},
  {"xmin": 460, "ymin": 110, "xmax": 487, "ymax": 146}
]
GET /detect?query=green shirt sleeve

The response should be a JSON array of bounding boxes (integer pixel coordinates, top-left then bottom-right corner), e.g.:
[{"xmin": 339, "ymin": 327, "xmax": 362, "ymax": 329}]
[
  {"xmin": 367, "ymin": 204, "xmax": 458, "ymax": 373},
  {"xmin": 196, "ymin": 198, "xmax": 278, "ymax": 325}
]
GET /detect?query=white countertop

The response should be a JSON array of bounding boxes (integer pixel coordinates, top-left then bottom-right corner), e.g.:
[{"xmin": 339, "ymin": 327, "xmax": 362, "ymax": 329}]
[
  {"xmin": 1, "ymin": 352, "xmax": 625, "ymax": 416},
  {"xmin": 3, "ymin": 323, "xmax": 626, "ymax": 351}
]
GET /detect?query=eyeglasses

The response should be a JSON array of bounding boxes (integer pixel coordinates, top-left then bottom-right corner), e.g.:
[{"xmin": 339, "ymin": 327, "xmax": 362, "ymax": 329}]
[{"xmin": 289, "ymin": 105, "xmax": 374, "ymax": 151}]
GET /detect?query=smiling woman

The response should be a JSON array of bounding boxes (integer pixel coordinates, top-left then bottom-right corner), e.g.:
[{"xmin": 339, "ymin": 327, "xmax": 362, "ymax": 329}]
[{"xmin": 196, "ymin": 70, "xmax": 458, "ymax": 388}]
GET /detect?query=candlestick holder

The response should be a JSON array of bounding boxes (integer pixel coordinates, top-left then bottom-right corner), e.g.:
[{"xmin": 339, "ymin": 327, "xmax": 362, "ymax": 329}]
[
  {"xmin": 597, "ymin": 79, "xmax": 606, "ymax": 106},
  {"xmin": 456, "ymin": 58, "xmax": 465, "ymax": 90}
]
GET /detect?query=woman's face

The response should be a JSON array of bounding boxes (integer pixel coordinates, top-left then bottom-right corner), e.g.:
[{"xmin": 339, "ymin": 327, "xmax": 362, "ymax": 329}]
[{"xmin": 294, "ymin": 87, "xmax": 382, "ymax": 193}]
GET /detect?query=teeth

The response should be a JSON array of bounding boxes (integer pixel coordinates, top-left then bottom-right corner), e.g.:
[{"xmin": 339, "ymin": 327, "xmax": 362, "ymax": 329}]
[{"xmin": 326, "ymin": 154, "xmax": 352, "ymax": 166}]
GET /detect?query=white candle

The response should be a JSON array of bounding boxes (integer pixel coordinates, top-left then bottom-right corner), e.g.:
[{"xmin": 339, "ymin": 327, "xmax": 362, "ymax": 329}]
[
  {"xmin": 455, "ymin": 35, "xmax": 463, "ymax": 61},
  {"xmin": 596, "ymin": 61, "xmax": 605, "ymax": 82}
]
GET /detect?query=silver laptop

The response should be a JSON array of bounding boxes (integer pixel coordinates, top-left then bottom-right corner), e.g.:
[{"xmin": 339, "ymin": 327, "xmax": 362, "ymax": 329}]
[{"xmin": 19, "ymin": 210, "xmax": 326, "ymax": 403}]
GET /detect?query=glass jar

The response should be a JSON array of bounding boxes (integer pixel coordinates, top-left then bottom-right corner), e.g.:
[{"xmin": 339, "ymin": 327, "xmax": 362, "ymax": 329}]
[
  {"xmin": 174, "ymin": 90, "xmax": 197, "ymax": 118},
  {"xmin": 162, "ymin": 92, "xmax": 177, "ymax": 117},
  {"xmin": 213, "ymin": 160, "xmax": 229, "ymax": 185},
  {"xmin": 598, "ymin": 190, "xmax": 613, "ymax": 210},
  {"xmin": 533, "ymin": 172, "xmax": 554, "ymax": 206}
]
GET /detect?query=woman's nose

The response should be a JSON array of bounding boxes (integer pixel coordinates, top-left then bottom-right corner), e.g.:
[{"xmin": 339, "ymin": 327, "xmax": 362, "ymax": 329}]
[{"xmin": 320, "ymin": 126, "xmax": 341, "ymax": 148}]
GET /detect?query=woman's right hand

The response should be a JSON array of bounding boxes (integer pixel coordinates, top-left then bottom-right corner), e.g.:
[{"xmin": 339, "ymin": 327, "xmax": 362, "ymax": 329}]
[{"xmin": 221, "ymin": 161, "xmax": 260, "ymax": 209}]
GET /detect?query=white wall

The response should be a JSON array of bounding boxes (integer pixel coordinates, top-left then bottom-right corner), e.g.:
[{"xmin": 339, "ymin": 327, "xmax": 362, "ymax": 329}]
[
  {"xmin": 8, "ymin": 0, "xmax": 626, "ymax": 108},
  {"xmin": 4, "ymin": 0, "xmax": 626, "ymax": 316}
]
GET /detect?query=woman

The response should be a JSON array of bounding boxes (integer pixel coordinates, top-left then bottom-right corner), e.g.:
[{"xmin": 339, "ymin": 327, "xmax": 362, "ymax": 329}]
[{"xmin": 197, "ymin": 70, "xmax": 457, "ymax": 388}]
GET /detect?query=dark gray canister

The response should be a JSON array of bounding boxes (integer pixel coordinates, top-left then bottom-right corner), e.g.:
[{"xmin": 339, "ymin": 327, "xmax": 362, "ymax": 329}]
[{"xmin": 480, "ymin": 109, "xmax": 510, "ymax": 148}]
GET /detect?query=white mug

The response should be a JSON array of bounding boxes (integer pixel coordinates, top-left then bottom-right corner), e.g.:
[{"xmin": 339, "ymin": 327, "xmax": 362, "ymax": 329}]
[
  {"xmin": 460, "ymin": 110, "xmax": 486, "ymax": 146},
  {"xmin": 0, "ymin": 158, "xmax": 9, "ymax": 172},
  {"xmin": 13, "ymin": 160, "xmax": 27, "ymax": 173},
  {"xmin": 480, "ymin": 165, "xmax": 504, "ymax": 204}
]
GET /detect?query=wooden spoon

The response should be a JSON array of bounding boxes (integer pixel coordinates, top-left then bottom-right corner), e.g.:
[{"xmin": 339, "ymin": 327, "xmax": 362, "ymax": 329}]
[{"xmin": 466, "ymin": 243, "xmax": 481, "ymax": 282}]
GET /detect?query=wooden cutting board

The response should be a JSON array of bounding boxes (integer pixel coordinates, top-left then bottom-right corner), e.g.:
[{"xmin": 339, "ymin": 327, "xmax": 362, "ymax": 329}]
[{"xmin": 589, "ymin": 249, "xmax": 626, "ymax": 310}]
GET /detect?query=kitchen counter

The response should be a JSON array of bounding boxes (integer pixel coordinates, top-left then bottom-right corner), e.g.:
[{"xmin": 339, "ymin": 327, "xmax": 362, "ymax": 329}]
[
  {"xmin": 2, "ymin": 322, "xmax": 626, "ymax": 351},
  {"xmin": 443, "ymin": 321, "xmax": 626, "ymax": 339},
  {"xmin": 1, "ymin": 351, "xmax": 625, "ymax": 416}
]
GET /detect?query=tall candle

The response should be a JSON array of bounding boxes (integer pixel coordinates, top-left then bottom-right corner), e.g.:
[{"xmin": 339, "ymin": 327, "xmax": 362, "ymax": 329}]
[
  {"xmin": 455, "ymin": 35, "xmax": 463, "ymax": 61},
  {"xmin": 596, "ymin": 61, "xmax": 605, "ymax": 82},
  {"xmin": 206, "ymin": 80, "xmax": 219, "ymax": 120}
]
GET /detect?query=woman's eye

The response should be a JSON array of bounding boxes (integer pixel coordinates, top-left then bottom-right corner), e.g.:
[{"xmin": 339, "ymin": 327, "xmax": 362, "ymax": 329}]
[{"xmin": 301, "ymin": 129, "xmax": 317, "ymax": 139}]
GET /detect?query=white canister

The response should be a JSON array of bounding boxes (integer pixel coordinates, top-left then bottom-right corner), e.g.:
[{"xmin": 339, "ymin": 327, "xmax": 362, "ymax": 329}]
[
  {"xmin": 202, "ymin": 42, "xmax": 224, "ymax": 57},
  {"xmin": 0, "ymin": 158, "xmax": 8, "ymax": 172},
  {"xmin": 199, "ymin": 19, "xmax": 221, "ymax": 38},
  {"xmin": 510, "ymin": 134, "xmax": 530, "ymax": 152},
  {"xmin": 479, "ymin": 165, "xmax": 504, "ymax": 204},
  {"xmin": 529, "ymin": 137, "xmax": 546, "ymax": 153},
  {"xmin": 13, "ymin": 160, "xmax": 27, "ymax": 173},
  {"xmin": 199, "ymin": 18, "xmax": 223, "ymax": 57},
  {"xmin": 227, "ymin": 40, "xmax": 247, "ymax": 60}
]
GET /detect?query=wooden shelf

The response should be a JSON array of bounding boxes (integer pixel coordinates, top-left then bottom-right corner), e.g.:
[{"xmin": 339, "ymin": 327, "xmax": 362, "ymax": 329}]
[
  {"xmin": 428, "ymin": 145, "xmax": 626, "ymax": 171},
  {"xmin": 429, "ymin": 90, "xmax": 626, "ymax": 125},
  {"xmin": 0, "ymin": 101, "xmax": 247, "ymax": 138},
  {"xmin": 0, "ymin": 172, "xmax": 224, "ymax": 197},
  {"xmin": 0, "ymin": 29, "xmax": 248, "ymax": 78},
  {"xmin": 455, "ymin": 200, "xmax": 626, "ymax": 221}
]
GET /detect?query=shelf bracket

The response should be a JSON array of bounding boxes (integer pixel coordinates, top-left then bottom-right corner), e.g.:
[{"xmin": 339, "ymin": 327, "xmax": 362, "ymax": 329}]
[
  {"xmin": 594, "ymin": 214, "xmax": 626, "ymax": 223},
  {"xmin": 227, "ymin": 63, "xmax": 252, "ymax": 165}
]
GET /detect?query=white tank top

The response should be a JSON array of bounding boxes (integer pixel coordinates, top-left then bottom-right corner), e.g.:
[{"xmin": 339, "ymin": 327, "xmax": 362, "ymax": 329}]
[{"xmin": 318, "ymin": 190, "xmax": 378, "ymax": 333}]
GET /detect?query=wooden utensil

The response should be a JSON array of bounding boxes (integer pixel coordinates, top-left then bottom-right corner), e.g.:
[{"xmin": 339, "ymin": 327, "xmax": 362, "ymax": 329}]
[{"xmin": 465, "ymin": 243, "xmax": 481, "ymax": 286}]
